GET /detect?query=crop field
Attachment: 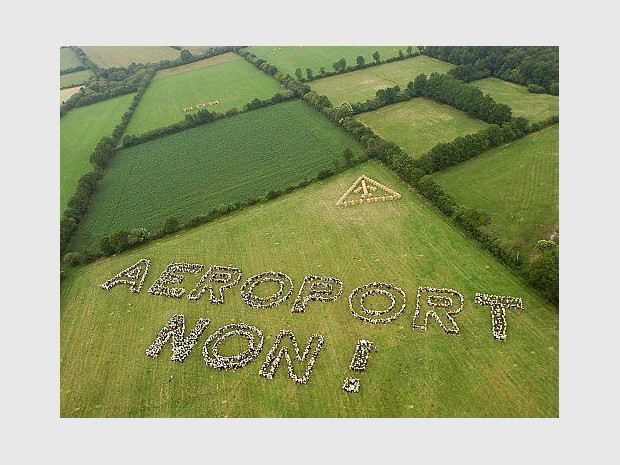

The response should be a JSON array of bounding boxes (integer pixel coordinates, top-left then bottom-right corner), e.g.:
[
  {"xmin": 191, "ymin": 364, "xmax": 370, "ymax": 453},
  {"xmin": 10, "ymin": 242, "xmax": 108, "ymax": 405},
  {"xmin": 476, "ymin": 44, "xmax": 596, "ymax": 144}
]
[
  {"xmin": 182, "ymin": 46, "xmax": 213, "ymax": 54},
  {"xmin": 124, "ymin": 53, "xmax": 284, "ymax": 135},
  {"xmin": 69, "ymin": 100, "xmax": 363, "ymax": 251},
  {"xmin": 356, "ymin": 98, "xmax": 488, "ymax": 158},
  {"xmin": 246, "ymin": 46, "xmax": 415, "ymax": 78},
  {"xmin": 60, "ymin": 161, "xmax": 558, "ymax": 417},
  {"xmin": 60, "ymin": 69, "xmax": 94, "ymax": 88},
  {"xmin": 434, "ymin": 124, "xmax": 559, "ymax": 258},
  {"xmin": 60, "ymin": 85, "xmax": 83, "ymax": 104},
  {"xmin": 60, "ymin": 93, "xmax": 135, "ymax": 213},
  {"xmin": 60, "ymin": 47, "xmax": 82, "ymax": 70},
  {"xmin": 80, "ymin": 46, "xmax": 181, "ymax": 68},
  {"xmin": 310, "ymin": 56, "xmax": 454, "ymax": 105},
  {"xmin": 472, "ymin": 77, "xmax": 559, "ymax": 122}
]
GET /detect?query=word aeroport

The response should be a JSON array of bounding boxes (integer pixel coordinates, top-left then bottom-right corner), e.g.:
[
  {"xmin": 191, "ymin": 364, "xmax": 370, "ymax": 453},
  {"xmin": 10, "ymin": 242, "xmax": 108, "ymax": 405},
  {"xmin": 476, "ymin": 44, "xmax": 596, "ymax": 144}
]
[{"xmin": 100, "ymin": 259, "xmax": 525, "ymax": 340}]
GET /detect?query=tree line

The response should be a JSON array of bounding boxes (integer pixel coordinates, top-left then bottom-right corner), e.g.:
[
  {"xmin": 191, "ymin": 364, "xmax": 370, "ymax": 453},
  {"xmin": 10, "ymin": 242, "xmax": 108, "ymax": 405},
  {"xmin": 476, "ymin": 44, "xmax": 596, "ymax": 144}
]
[{"xmin": 422, "ymin": 46, "xmax": 559, "ymax": 95}]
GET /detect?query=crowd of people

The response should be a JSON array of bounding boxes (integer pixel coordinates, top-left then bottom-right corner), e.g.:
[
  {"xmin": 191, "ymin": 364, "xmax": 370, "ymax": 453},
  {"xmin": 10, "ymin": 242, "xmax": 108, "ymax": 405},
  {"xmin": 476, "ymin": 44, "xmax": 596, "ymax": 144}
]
[
  {"xmin": 187, "ymin": 265, "xmax": 242, "ymax": 304},
  {"xmin": 241, "ymin": 271, "xmax": 294, "ymax": 310},
  {"xmin": 350, "ymin": 339, "xmax": 374, "ymax": 372},
  {"xmin": 474, "ymin": 293, "xmax": 523, "ymax": 341},
  {"xmin": 259, "ymin": 330, "xmax": 325, "ymax": 385},
  {"xmin": 412, "ymin": 287, "xmax": 464, "ymax": 335},
  {"xmin": 100, "ymin": 258, "xmax": 151, "ymax": 293},
  {"xmin": 336, "ymin": 175, "xmax": 402, "ymax": 207},
  {"xmin": 145, "ymin": 314, "xmax": 211, "ymax": 362},
  {"xmin": 349, "ymin": 282, "xmax": 406, "ymax": 324},
  {"xmin": 202, "ymin": 323, "xmax": 264, "ymax": 370},
  {"xmin": 342, "ymin": 377, "xmax": 361, "ymax": 393},
  {"xmin": 292, "ymin": 275, "xmax": 344, "ymax": 313},
  {"xmin": 148, "ymin": 262, "xmax": 204, "ymax": 299}
]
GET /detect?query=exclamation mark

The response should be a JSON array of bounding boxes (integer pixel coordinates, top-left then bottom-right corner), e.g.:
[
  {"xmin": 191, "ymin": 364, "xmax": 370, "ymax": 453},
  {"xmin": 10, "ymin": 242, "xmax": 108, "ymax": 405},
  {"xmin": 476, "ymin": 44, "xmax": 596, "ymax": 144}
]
[{"xmin": 342, "ymin": 339, "xmax": 374, "ymax": 394}]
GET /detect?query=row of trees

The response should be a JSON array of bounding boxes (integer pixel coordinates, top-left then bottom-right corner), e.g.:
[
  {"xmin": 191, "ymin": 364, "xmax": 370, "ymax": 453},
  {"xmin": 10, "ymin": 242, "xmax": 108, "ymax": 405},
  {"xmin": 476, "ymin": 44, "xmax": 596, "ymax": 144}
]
[
  {"xmin": 291, "ymin": 47, "xmax": 419, "ymax": 83},
  {"xmin": 423, "ymin": 46, "xmax": 559, "ymax": 95}
]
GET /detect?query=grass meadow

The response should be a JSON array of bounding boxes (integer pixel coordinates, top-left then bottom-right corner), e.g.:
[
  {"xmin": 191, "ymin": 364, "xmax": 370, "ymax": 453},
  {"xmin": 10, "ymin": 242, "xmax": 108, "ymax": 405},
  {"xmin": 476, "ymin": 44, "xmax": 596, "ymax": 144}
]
[
  {"xmin": 472, "ymin": 77, "xmax": 559, "ymax": 123},
  {"xmin": 69, "ymin": 100, "xmax": 364, "ymax": 252},
  {"xmin": 60, "ymin": 93, "xmax": 135, "ymax": 213},
  {"xmin": 356, "ymin": 98, "xmax": 488, "ymax": 158},
  {"xmin": 60, "ymin": 47, "xmax": 82, "ymax": 70},
  {"xmin": 60, "ymin": 70, "xmax": 93, "ymax": 88},
  {"xmin": 433, "ymin": 124, "xmax": 559, "ymax": 258},
  {"xmin": 246, "ymin": 46, "xmax": 415, "ymax": 78},
  {"xmin": 80, "ymin": 46, "xmax": 181, "ymax": 68},
  {"xmin": 125, "ymin": 53, "xmax": 284, "ymax": 136},
  {"xmin": 60, "ymin": 161, "xmax": 558, "ymax": 417},
  {"xmin": 310, "ymin": 56, "xmax": 454, "ymax": 105}
]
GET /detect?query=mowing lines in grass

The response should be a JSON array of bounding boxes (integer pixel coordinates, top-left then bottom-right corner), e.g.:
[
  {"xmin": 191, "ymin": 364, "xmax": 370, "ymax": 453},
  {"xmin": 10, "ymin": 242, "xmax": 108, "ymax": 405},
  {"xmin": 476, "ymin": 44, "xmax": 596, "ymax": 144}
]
[
  {"xmin": 433, "ymin": 124, "xmax": 559, "ymax": 259},
  {"xmin": 472, "ymin": 77, "xmax": 559, "ymax": 123},
  {"xmin": 60, "ymin": 161, "xmax": 558, "ymax": 418},
  {"xmin": 125, "ymin": 53, "xmax": 285, "ymax": 136},
  {"xmin": 356, "ymin": 98, "xmax": 488, "ymax": 159},
  {"xmin": 310, "ymin": 55, "xmax": 454, "ymax": 105},
  {"xmin": 70, "ymin": 100, "xmax": 364, "ymax": 252}
]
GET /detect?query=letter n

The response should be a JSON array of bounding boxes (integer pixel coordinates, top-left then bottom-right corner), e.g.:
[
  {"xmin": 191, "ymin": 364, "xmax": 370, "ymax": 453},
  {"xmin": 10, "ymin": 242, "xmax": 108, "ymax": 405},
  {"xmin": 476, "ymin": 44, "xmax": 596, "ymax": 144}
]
[
  {"xmin": 146, "ymin": 314, "xmax": 210, "ymax": 362},
  {"xmin": 259, "ymin": 330, "xmax": 324, "ymax": 385}
]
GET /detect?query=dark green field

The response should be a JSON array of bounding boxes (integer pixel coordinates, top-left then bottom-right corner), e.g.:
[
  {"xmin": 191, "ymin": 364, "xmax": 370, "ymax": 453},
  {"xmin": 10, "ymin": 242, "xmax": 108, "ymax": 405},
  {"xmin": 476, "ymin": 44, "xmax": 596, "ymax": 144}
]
[
  {"xmin": 356, "ymin": 98, "xmax": 488, "ymax": 158},
  {"xmin": 310, "ymin": 56, "xmax": 453, "ymax": 105},
  {"xmin": 60, "ymin": 93, "xmax": 135, "ymax": 213},
  {"xmin": 60, "ymin": 161, "xmax": 558, "ymax": 417},
  {"xmin": 433, "ymin": 124, "xmax": 559, "ymax": 258},
  {"xmin": 125, "ymin": 53, "xmax": 284, "ymax": 136},
  {"xmin": 69, "ymin": 100, "xmax": 364, "ymax": 252}
]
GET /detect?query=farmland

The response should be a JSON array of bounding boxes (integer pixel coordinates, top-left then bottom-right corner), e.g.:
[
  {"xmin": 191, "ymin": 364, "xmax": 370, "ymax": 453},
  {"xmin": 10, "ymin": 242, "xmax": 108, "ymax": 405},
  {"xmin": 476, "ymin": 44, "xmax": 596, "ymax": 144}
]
[
  {"xmin": 60, "ymin": 47, "xmax": 82, "ymax": 70},
  {"xmin": 69, "ymin": 100, "xmax": 364, "ymax": 252},
  {"xmin": 246, "ymin": 46, "xmax": 415, "ymax": 78},
  {"xmin": 356, "ymin": 98, "xmax": 488, "ymax": 158},
  {"xmin": 60, "ymin": 93, "xmax": 135, "ymax": 213},
  {"xmin": 472, "ymin": 77, "xmax": 559, "ymax": 122},
  {"xmin": 433, "ymin": 124, "xmax": 559, "ymax": 258},
  {"xmin": 310, "ymin": 56, "xmax": 454, "ymax": 105},
  {"xmin": 80, "ymin": 46, "xmax": 181, "ymax": 68},
  {"xmin": 60, "ymin": 70, "xmax": 94, "ymax": 88},
  {"xmin": 124, "ymin": 53, "xmax": 284, "ymax": 136},
  {"xmin": 60, "ymin": 86, "xmax": 83, "ymax": 104},
  {"xmin": 60, "ymin": 161, "xmax": 558, "ymax": 418}
]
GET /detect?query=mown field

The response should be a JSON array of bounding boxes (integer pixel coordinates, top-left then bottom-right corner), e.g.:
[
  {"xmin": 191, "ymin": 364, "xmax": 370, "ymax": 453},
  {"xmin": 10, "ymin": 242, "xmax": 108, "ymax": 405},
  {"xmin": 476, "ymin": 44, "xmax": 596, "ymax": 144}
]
[
  {"xmin": 60, "ymin": 86, "xmax": 83, "ymax": 105},
  {"xmin": 69, "ymin": 100, "xmax": 364, "ymax": 252},
  {"xmin": 60, "ymin": 93, "xmax": 135, "ymax": 213},
  {"xmin": 60, "ymin": 47, "xmax": 82, "ymax": 70},
  {"xmin": 434, "ymin": 124, "xmax": 559, "ymax": 258},
  {"xmin": 80, "ymin": 46, "xmax": 180, "ymax": 68},
  {"xmin": 60, "ymin": 161, "xmax": 558, "ymax": 418},
  {"xmin": 472, "ymin": 77, "xmax": 559, "ymax": 123},
  {"xmin": 310, "ymin": 56, "xmax": 454, "ymax": 105},
  {"xmin": 60, "ymin": 69, "xmax": 93, "ymax": 88},
  {"xmin": 125, "ymin": 53, "xmax": 284, "ymax": 136},
  {"xmin": 246, "ymin": 46, "xmax": 415, "ymax": 78},
  {"xmin": 356, "ymin": 98, "xmax": 488, "ymax": 158}
]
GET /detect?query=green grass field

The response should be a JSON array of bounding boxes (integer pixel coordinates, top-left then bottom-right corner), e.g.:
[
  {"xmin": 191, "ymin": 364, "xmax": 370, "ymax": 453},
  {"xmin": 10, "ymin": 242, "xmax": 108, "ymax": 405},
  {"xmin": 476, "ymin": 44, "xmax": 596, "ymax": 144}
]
[
  {"xmin": 472, "ymin": 77, "xmax": 559, "ymax": 123},
  {"xmin": 60, "ymin": 161, "xmax": 558, "ymax": 417},
  {"xmin": 60, "ymin": 47, "xmax": 82, "ymax": 70},
  {"xmin": 60, "ymin": 70, "xmax": 94, "ymax": 88},
  {"xmin": 124, "ymin": 53, "xmax": 285, "ymax": 136},
  {"xmin": 69, "ymin": 100, "xmax": 364, "ymax": 251},
  {"xmin": 80, "ymin": 46, "xmax": 181, "ymax": 68},
  {"xmin": 310, "ymin": 56, "xmax": 454, "ymax": 105},
  {"xmin": 182, "ymin": 46, "xmax": 213, "ymax": 54},
  {"xmin": 246, "ymin": 46, "xmax": 415, "ymax": 78},
  {"xmin": 60, "ymin": 94, "xmax": 135, "ymax": 213},
  {"xmin": 433, "ymin": 124, "xmax": 559, "ymax": 258},
  {"xmin": 356, "ymin": 98, "xmax": 488, "ymax": 158}
]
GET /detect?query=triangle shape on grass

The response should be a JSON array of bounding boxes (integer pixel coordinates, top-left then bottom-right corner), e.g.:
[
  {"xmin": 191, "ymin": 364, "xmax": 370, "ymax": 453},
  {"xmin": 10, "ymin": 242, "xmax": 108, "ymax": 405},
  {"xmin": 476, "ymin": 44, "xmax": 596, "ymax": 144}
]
[{"xmin": 336, "ymin": 175, "xmax": 402, "ymax": 206}]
